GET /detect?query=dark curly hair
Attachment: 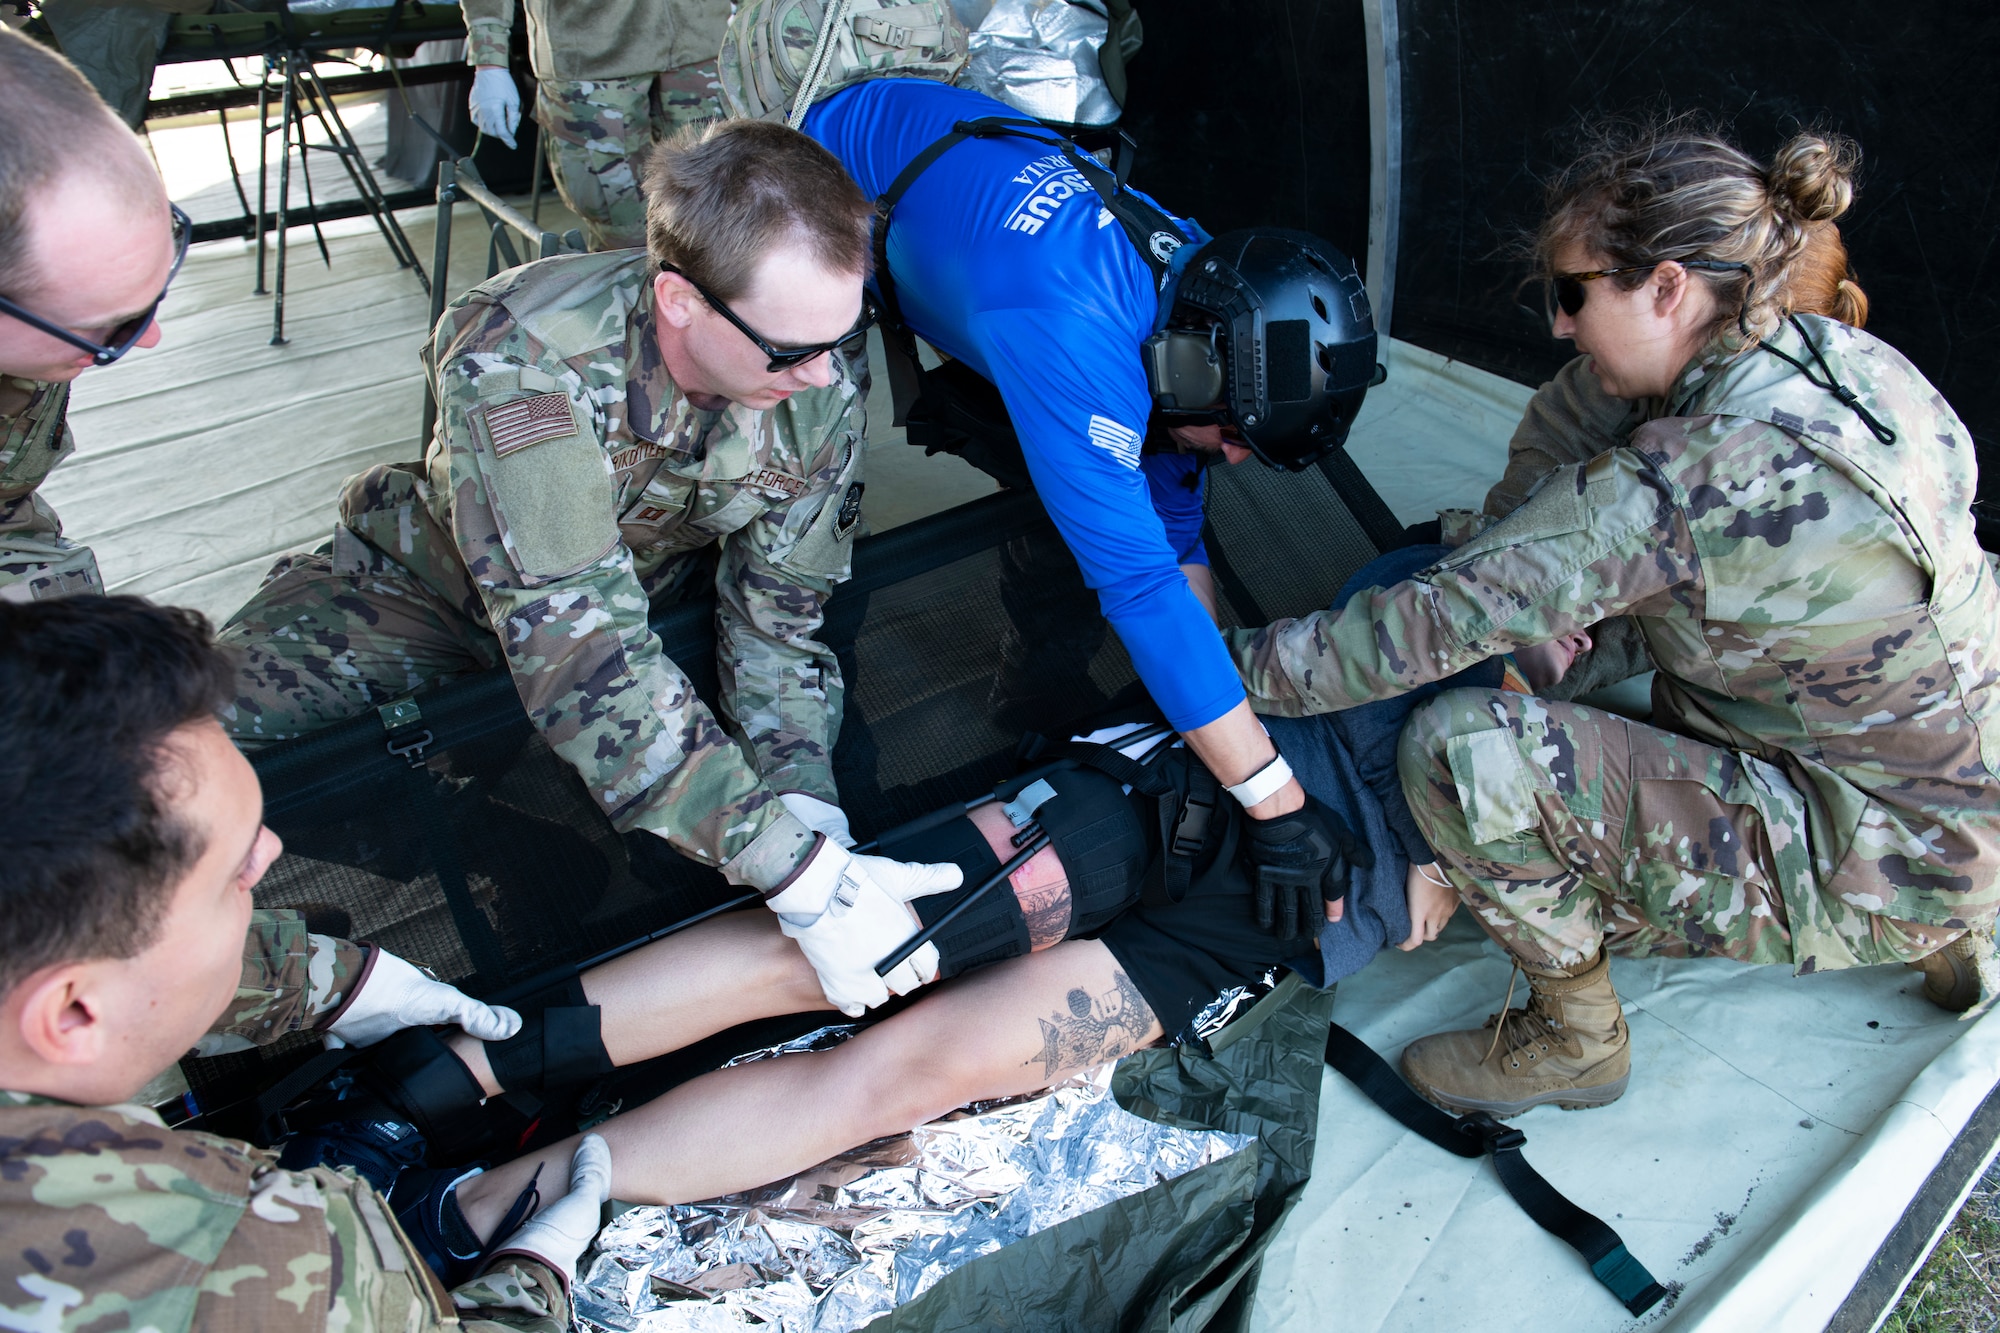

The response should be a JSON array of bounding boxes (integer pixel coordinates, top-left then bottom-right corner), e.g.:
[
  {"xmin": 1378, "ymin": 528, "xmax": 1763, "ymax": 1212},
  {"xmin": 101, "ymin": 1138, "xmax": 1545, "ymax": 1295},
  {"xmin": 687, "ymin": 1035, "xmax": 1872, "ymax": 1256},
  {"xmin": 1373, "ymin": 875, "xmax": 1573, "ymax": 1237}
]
[{"xmin": 0, "ymin": 596, "xmax": 236, "ymax": 996}]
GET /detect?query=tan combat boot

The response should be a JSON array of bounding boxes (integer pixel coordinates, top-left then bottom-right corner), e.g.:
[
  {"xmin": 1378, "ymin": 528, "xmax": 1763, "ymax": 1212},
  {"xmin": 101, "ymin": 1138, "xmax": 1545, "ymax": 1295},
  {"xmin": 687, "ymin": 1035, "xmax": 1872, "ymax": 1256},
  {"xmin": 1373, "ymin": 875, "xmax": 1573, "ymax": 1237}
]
[
  {"xmin": 1907, "ymin": 933, "xmax": 1987, "ymax": 1013},
  {"xmin": 1400, "ymin": 953, "xmax": 1630, "ymax": 1118}
]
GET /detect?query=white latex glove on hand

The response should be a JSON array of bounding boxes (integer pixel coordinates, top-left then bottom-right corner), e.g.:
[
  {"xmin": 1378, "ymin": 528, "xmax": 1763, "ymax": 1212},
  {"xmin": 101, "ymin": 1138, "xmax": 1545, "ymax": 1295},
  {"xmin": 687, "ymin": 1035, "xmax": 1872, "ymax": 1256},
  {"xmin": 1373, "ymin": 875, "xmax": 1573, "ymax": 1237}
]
[
  {"xmin": 767, "ymin": 839, "xmax": 962, "ymax": 1016},
  {"xmin": 468, "ymin": 65, "xmax": 521, "ymax": 149},
  {"xmin": 488, "ymin": 1134, "xmax": 612, "ymax": 1287},
  {"xmin": 326, "ymin": 948, "xmax": 522, "ymax": 1047},
  {"xmin": 779, "ymin": 792, "xmax": 856, "ymax": 848}
]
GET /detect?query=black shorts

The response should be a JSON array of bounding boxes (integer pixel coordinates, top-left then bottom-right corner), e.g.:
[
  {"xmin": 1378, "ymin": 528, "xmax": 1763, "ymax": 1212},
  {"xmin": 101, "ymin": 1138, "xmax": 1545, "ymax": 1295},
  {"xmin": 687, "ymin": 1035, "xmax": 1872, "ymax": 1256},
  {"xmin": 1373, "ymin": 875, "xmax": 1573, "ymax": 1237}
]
[{"xmin": 1093, "ymin": 880, "xmax": 1296, "ymax": 1038}]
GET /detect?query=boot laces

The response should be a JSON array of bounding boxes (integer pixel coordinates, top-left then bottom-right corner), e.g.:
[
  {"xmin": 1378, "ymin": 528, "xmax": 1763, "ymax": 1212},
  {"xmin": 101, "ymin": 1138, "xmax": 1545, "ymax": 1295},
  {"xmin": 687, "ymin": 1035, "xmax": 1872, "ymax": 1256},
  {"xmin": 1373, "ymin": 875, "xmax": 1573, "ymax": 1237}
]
[{"xmin": 1479, "ymin": 961, "xmax": 1567, "ymax": 1066}]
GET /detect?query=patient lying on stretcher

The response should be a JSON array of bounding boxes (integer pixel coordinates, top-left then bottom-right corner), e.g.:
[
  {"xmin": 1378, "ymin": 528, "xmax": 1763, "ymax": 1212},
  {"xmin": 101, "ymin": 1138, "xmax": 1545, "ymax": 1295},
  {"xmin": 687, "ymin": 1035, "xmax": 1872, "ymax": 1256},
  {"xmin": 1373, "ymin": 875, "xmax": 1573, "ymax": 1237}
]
[{"xmin": 294, "ymin": 546, "xmax": 1592, "ymax": 1283}]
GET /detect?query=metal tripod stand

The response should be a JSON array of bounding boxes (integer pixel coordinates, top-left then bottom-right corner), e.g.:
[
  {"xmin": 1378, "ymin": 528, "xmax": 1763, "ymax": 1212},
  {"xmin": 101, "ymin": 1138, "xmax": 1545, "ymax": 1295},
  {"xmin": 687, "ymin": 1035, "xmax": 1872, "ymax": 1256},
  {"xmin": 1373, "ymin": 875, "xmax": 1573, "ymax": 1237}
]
[{"xmin": 252, "ymin": 47, "xmax": 430, "ymax": 345}]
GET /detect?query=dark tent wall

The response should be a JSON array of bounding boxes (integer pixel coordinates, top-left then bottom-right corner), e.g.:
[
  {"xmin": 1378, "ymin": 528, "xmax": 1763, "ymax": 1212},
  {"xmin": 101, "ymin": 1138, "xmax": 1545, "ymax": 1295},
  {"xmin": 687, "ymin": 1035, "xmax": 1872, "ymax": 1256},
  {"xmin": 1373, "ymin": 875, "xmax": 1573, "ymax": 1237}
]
[
  {"xmin": 1124, "ymin": 1, "xmax": 2000, "ymax": 545},
  {"xmin": 1121, "ymin": 1, "xmax": 1373, "ymax": 271}
]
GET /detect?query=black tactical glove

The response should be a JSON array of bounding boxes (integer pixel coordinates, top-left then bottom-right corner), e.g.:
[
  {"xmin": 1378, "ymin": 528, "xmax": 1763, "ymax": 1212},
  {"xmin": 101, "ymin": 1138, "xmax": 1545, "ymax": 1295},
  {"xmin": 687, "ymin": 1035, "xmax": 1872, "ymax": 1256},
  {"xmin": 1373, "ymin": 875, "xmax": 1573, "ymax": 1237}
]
[{"xmin": 1243, "ymin": 793, "xmax": 1374, "ymax": 942}]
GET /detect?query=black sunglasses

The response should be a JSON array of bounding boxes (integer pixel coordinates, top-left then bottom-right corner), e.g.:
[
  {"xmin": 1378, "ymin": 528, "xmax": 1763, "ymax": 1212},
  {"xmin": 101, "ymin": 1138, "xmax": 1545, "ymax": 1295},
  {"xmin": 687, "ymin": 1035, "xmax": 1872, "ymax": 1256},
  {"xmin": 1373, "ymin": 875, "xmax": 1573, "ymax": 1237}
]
[
  {"xmin": 0, "ymin": 203, "xmax": 191, "ymax": 367},
  {"xmin": 1549, "ymin": 259, "xmax": 1750, "ymax": 319},
  {"xmin": 661, "ymin": 261, "xmax": 876, "ymax": 373}
]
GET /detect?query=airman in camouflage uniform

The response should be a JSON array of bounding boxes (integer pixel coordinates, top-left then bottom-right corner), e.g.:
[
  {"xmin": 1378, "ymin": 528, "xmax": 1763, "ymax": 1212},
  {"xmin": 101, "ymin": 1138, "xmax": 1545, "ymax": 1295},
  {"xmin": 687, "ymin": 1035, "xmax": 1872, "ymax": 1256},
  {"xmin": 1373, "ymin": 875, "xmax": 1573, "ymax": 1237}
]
[
  {"xmin": 461, "ymin": 0, "xmax": 731, "ymax": 250},
  {"xmin": 0, "ymin": 376, "xmax": 104, "ymax": 602},
  {"xmin": 1232, "ymin": 315, "xmax": 2000, "ymax": 976},
  {"xmin": 219, "ymin": 247, "xmax": 865, "ymax": 891},
  {"xmin": 0, "ymin": 910, "xmax": 569, "ymax": 1332}
]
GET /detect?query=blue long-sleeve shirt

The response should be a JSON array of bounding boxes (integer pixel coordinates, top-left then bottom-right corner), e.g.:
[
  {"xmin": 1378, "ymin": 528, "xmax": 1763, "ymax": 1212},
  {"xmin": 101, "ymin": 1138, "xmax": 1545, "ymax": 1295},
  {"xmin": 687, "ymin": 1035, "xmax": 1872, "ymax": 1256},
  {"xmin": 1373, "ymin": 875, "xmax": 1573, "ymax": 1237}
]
[{"xmin": 804, "ymin": 80, "xmax": 1242, "ymax": 732}]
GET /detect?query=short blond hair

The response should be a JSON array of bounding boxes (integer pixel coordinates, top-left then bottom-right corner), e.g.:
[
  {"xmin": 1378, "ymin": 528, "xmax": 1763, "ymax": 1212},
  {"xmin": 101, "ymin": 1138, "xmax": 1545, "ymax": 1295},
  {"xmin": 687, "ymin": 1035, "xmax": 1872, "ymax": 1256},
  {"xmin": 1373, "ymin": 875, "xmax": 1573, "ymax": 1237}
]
[{"xmin": 1538, "ymin": 119, "xmax": 1861, "ymax": 347}]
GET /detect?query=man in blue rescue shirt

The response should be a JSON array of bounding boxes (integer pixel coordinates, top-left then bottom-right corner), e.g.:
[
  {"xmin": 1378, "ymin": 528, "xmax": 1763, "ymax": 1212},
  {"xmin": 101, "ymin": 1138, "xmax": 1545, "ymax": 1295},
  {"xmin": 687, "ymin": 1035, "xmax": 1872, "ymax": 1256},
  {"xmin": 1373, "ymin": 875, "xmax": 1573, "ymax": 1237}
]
[{"xmin": 804, "ymin": 77, "xmax": 1384, "ymax": 939}]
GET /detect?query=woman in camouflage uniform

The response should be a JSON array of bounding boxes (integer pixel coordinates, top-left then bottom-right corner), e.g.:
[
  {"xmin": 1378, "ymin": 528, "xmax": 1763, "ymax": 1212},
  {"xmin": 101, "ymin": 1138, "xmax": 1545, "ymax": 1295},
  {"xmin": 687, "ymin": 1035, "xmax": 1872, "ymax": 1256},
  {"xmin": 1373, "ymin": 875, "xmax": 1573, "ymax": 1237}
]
[
  {"xmin": 1468, "ymin": 218, "xmax": 1875, "ymax": 704},
  {"xmin": 1228, "ymin": 124, "xmax": 2000, "ymax": 1117}
]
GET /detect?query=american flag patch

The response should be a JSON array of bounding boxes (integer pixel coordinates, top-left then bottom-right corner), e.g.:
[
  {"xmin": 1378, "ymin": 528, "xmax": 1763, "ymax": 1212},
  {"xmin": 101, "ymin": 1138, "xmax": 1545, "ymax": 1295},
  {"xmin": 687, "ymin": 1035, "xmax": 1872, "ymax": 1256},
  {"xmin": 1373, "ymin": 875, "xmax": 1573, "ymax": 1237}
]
[
  {"xmin": 1086, "ymin": 414, "xmax": 1143, "ymax": 469},
  {"xmin": 746, "ymin": 468, "xmax": 808, "ymax": 499},
  {"xmin": 481, "ymin": 393, "xmax": 578, "ymax": 457}
]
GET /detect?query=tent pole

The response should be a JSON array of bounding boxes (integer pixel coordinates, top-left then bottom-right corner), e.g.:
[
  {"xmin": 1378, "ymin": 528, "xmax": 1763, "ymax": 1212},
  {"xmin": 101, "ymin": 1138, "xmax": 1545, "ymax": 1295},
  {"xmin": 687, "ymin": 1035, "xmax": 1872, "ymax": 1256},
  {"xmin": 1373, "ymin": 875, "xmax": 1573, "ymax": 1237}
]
[{"xmin": 1362, "ymin": 0, "xmax": 1402, "ymax": 340}]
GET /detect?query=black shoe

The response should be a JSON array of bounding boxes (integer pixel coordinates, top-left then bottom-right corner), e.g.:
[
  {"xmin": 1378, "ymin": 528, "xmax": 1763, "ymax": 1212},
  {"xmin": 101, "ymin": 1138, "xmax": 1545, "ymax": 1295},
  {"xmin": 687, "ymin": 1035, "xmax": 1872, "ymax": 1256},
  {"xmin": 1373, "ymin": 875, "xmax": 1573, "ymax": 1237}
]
[
  {"xmin": 276, "ymin": 1103, "xmax": 426, "ymax": 1194},
  {"xmin": 388, "ymin": 1165, "xmax": 491, "ymax": 1286},
  {"xmin": 390, "ymin": 1162, "xmax": 547, "ymax": 1286}
]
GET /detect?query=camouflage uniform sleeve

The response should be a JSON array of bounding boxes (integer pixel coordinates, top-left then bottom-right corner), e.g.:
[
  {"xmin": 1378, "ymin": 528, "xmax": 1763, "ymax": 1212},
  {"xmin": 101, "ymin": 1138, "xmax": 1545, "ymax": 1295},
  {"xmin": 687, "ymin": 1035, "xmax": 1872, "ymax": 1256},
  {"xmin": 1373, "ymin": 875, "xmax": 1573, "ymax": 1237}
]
[
  {"xmin": 713, "ymin": 398, "xmax": 865, "ymax": 804},
  {"xmin": 1231, "ymin": 444, "xmax": 1702, "ymax": 716},
  {"xmin": 450, "ymin": 1261, "xmax": 574, "ymax": 1332},
  {"xmin": 431, "ymin": 316, "xmax": 815, "ymax": 891},
  {"xmin": 0, "ymin": 1096, "xmax": 568, "ymax": 1332},
  {"xmin": 1483, "ymin": 356, "xmax": 1654, "ymax": 519},
  {"xmin": 242, "ymin": 1163, "xmax": 573, "ymax": 1332},
  {"xmin": 459, "ymin": 0, "xmax": 514, "ymax": 68},
  {"xmin": 193, "ymin": 910, "xmax": 373, "ymax": 1055},
  {"xmin": 0, "ymin": 377, "xmax": 103, "ymax": 602}
]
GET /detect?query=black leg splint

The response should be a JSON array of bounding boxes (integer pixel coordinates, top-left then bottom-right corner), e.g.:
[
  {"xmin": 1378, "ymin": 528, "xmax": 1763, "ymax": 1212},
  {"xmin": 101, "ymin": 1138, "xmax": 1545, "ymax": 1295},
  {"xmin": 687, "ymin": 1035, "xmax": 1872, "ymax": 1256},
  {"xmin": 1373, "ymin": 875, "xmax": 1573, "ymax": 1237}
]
[
  {"xmin": 487, "ymin": 983, "xmax": 615, "ymax": 1096},
  {"xmin": 1324, "ymin": 1022, "xmax": 1668, "ymax": 1316},
  {"xmin": 367, "ymin": 1024, "xmax": 491, "ymax": 1143},
  {"xmin": 884, "ymin": 811, "xmax": 1029, "ymax": 979}
]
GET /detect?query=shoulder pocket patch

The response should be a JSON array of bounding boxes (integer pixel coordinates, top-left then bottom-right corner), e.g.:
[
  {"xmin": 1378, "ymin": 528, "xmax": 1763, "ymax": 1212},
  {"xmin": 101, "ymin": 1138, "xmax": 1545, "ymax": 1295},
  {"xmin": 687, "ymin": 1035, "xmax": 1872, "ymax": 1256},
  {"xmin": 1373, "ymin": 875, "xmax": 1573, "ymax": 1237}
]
[
  {"xmin": 469, "ymin": 395, "xmax": 620, "ymax": 584},
  {"xmin": 781, "ymin": 449, "xmax": 865, "ymax": 580}
]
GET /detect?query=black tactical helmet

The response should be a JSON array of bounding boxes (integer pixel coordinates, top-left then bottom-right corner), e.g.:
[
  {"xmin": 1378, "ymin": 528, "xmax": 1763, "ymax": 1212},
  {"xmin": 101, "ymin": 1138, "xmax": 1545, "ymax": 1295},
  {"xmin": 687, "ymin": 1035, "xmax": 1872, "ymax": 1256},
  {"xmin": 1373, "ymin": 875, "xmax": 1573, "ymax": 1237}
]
[{"xmin": 1143, "ymin": 228, "xmax": 1378, "ymax": 471}]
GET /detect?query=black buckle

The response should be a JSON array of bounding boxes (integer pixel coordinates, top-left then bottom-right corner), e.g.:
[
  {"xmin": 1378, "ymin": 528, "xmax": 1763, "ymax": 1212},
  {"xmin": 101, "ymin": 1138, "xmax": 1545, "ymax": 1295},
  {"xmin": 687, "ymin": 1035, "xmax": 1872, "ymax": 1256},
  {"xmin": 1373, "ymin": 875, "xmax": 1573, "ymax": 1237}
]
[
  {"xmin": 1457, "ymin": 1110, "xmax": 1528, "ymax": 1154},
  {"xmin": 378, "ymin": 698, "xmax": 433, "ymax": 768},
  {"xmin": 1170, "ymin": 792, "xmax": 1214, "ymax": 858}
]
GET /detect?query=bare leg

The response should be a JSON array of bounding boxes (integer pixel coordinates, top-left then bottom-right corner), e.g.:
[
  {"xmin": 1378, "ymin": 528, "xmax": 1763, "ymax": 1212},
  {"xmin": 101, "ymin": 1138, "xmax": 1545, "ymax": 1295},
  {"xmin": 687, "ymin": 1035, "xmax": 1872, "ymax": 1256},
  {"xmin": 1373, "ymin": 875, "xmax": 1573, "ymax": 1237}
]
[
  {"xmin": 455, "ymin": 938, "xmax": 1159, "ymax": 1236},
  {"xmin": 451, "ymin": 910, "xmax": 831, "ymax": 1095}
]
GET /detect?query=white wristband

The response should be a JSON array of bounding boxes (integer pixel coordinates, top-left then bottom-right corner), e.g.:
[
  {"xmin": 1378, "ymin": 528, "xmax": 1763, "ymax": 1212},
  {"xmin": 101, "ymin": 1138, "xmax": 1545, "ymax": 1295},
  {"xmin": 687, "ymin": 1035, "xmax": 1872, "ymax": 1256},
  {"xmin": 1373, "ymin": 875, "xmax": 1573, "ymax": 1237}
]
[{"xmin": 1225, "ymin": 754, "xmax": 1294, "ymax": 808}]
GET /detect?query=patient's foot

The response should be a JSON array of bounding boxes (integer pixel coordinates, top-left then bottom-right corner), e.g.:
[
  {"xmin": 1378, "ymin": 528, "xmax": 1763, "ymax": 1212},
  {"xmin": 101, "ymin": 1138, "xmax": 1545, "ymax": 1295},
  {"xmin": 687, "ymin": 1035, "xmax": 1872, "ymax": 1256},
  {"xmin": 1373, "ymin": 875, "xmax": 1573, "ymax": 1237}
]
[{"xmin": 1400, "ymin": 953, "xmax": 1630, "ymax": 1118}]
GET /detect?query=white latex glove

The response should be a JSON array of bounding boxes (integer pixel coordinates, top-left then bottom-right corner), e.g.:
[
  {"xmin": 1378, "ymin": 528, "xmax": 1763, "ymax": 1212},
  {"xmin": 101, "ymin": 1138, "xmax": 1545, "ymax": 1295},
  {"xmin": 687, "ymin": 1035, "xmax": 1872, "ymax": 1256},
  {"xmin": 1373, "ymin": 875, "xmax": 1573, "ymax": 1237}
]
[
  {"xmin": 779, "ymin": 792, "xmax": 856, "ymax": 848},
  {"xmin": 326, "ymin": 948, "xmax": 523, "ymax": 1047},
  {"xmin": 767, "ymin": 839, "xmax": 963, "ymax": 1016},
  {"xmin": 487, "ymin": 1134, "xmax": 612, "ymax": 1286},
  {"xmin": 468, "ymin": 65, "xmax": 521, "ymax": 149}
]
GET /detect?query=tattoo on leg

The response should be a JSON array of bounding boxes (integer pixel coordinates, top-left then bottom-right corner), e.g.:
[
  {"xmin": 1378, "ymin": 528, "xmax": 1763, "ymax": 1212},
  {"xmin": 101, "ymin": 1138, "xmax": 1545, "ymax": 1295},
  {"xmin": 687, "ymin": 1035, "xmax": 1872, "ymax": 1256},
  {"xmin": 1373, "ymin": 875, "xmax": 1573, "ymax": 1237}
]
[{"xmin": 1024, "ymin": 970, "xmax": 1155, "ymax": 1082}]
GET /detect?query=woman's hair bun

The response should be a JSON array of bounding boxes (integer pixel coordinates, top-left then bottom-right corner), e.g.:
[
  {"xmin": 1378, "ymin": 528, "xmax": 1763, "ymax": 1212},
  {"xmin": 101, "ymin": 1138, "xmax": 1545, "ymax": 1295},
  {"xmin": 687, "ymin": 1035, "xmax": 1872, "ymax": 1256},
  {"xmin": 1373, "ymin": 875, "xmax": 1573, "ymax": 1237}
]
[{"xmin": 1767, "ymin": 132, "xmax": 1858, "ymax": 223}]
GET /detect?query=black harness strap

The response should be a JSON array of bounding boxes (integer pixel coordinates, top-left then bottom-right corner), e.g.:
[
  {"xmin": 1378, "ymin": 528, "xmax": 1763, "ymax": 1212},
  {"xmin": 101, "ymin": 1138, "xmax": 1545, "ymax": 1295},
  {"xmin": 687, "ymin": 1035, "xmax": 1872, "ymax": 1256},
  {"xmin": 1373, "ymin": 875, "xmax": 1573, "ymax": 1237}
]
[
  {"xmin": 1059, "ymin": 736, "xmax": 1217, "ymax": 908},
  {"xmin": 870, "ymin": 115, "xmax": 1194, "ymax": 426},
  {"xmin": 251, "ymin": 1045, "xmax": 359, "ymax": 1145},
  {"xmin": 1324, "ymin": 1022, "xmax": 1669, "ymax": 1317},
  {"xmin": 379, "ymin": 701, "xmax": 509, "ymax": 988}
]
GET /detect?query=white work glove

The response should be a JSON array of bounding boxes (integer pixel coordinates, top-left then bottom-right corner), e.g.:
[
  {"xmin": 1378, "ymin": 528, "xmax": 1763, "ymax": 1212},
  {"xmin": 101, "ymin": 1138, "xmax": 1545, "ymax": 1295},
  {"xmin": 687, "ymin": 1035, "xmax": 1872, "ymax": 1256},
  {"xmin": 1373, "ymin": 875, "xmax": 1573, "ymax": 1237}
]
[
  {"xmin": 486, "ymin": 1134, "xmax": 612, "ymax": 1287},
  {"xmin": 326, "ymin": 948, "xmax": 522, "ymax": 1048},
  {"xmin": 468, "ymin": 66, "xmax": 521, "ymax": 149},
  {"xmin": 780, "ymin": 792, "xmax": 856, "ymax": 848},
  {"xmin": 767, "ymin": 839, "xmax": 963, "ymax": 1016}
]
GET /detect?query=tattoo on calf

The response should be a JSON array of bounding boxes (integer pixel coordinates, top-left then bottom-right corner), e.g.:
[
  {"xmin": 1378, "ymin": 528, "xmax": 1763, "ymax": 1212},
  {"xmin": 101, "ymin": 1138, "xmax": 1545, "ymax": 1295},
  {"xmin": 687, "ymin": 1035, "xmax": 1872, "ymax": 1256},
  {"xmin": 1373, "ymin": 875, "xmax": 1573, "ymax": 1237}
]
[{"xmin": 1025, "ymin": 970, "xmax": 1155, "ymax": 1081}]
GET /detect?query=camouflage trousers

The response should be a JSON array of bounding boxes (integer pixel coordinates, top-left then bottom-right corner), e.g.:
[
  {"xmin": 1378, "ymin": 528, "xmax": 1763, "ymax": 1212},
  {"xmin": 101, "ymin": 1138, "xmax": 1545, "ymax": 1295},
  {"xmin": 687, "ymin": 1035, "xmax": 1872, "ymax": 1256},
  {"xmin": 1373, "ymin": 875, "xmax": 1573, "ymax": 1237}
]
[
  {"xmin": 219, "ymin": 464, "xmax": 712, "ymax": 746},
  {"xmin": 216, "ymin": 468, "xmax": 500, "ymax": 746},
  {"xmin": 535, "ymin": 62, "xmax": 722, "ymax": 252},
  {"xmin": 1396, "ymin": 688, "xmax": 1960, "ymax": 974}
]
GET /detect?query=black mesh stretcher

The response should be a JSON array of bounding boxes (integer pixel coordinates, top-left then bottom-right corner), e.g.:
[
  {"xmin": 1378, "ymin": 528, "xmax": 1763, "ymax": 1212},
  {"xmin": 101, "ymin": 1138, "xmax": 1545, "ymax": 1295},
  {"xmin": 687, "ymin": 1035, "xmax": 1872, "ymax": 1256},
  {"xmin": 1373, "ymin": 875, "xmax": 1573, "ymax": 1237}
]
[{"xmin": 183, "ymin": 454, "xmax": 1390, "ymax": 1119}]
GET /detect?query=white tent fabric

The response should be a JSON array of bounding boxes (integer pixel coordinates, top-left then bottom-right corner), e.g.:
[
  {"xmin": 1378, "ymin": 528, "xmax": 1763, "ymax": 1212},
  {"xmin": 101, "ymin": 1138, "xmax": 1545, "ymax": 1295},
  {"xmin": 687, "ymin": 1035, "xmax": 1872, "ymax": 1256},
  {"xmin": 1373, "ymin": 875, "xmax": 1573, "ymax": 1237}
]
[{"xmin": 1254, "ymin": 919, "xmax": 1993, "ymax": 1331}]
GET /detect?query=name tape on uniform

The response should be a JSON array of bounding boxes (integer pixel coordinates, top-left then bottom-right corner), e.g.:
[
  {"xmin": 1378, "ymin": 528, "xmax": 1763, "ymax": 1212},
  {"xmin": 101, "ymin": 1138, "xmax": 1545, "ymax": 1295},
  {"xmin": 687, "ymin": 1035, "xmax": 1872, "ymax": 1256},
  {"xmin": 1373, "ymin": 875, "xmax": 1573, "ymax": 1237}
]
[{"xmin": 746, "ymin": 469, "xmax": 809, "ymax": 499}]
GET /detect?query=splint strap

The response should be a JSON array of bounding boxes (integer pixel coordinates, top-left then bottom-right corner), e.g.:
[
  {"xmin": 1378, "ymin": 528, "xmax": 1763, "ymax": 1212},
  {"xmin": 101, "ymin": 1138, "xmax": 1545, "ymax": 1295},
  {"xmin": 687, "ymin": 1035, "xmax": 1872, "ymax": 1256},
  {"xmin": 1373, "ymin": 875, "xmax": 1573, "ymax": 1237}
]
[{"xmin": 1323, "ymin": 1022, "xmax": 1669, "ymax": 1317}]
